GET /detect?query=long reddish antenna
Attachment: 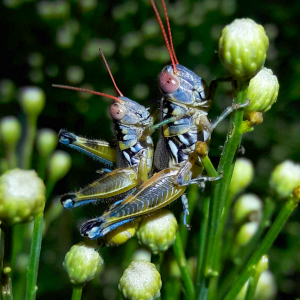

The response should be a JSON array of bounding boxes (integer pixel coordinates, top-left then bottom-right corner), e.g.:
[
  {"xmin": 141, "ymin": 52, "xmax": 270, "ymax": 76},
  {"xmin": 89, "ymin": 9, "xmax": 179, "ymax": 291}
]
[
  {"xmin": 150, "ymin": 0, "xmax": 178, "ymax": 74},
  {"xmin": 99, "ymin": 48, "xmax": 123, "ymax": 97},
  {"xmin": 52, "ymin": 84, "xmax": 122, "ymax": 103},
  {"xmin": 161, "ymin": 0, "xmax": 179, "ymax": 65}
]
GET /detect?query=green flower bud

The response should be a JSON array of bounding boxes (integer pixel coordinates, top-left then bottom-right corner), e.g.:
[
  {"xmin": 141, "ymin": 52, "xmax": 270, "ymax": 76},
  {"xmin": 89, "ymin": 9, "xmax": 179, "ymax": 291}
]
[
  {"xmin": 0, "ymin": 169, "xmax": 46, "ymax": 225},
  {"xmin": 233, "ymin": 194, "xmax": 263, "ymax": 224},
  {"xmin": 244, "ymin": 68, "xmax": 279, "ymax": 119},
  {"xmin": 137, "ymin": 209, "xmax": 178, "ymax": 254},
  {"xmin": 0, "ymin": 116, "xmax": 21, "ymax": 146},
  {"xmin": 229, "ymin": 158, "xmax": 254, "ymax": 197},
  {"xmin": 104, "ymin": 219, "xmax": 140, "ymax": 247},
  {"xmin": 169, "ymin": 259, "xmax": 181, "ymax": 279},
  {"xmin": 36, "ymin": 128, "xmax": 58, "ymax": 157},
  {"xmin": 269, "ymin": 160, "xmax": 300, "ymax": 199},
  {"xmin": 48, "ymin": 150, "xmax": 71, "ymax": 181},
  {"xmin": 19, "ymin": 87, "xmax": 46, "ymax": 118},
  {"xmin": 131, "ymin": 249, "xmax": 151, "ymax": 262},
  {"xmin": 119, "ymin": 260, "xmax": 162, "ymax": 300},
  {"xmin": 235, "ymin": 222, "xmax": 258, "ymax": 247},
  {"xmin": 63, "ymin": 240, "xmax": 104, "ymax": 286},
  {"xmin": 255, "ymin": 270, "xmax": 277, "ymax": 300},
  {"xmin": 236, "ymin": 269, "xmax": 276, "ymax": 300},
  {"xmin": 256, "ymin": 255, "xmax": 269, "ymax": 275},
  {"xmin": 218, "ymin": 18, "xmax": 269, "ymax": 81}
]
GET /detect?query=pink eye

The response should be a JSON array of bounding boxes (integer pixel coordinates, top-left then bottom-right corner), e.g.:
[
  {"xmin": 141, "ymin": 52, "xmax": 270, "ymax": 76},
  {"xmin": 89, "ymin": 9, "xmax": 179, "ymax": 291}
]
[
  {"xmin": 158, "ymin": 71, "xmax": 179, "ymax": 94},
  {"xmin": 109, "ymin": 103, "xmax": 126, "ymax": 120}
]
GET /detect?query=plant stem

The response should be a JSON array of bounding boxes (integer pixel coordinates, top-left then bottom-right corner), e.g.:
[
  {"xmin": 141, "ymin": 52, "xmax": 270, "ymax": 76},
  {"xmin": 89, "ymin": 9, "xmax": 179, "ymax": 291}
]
[
  {"xmin": 1, "ymin": 225, "xmax": 14, "ymax": 300},
  {"xmin": 25, "ymin": 213, "xmax": 44, "ymax": 300},
  {"xmin": 223, "ymin": 195, "xmax": 299, "ymax": 300},
  {"xmin": 196, "ymin": 80, "xmax": 249, "ymax": 300},
  {"xmin": 173, "ymin": 232, "xmax": 195, "ymax": 299},
  {"xmin": 5, "ymin": 144, "xmax": 17, "ymax": 170},
  {"xmin": 71, "ymin": 285, "xmax": 83, "ymax": 300},
  {"xmin": 151, "ymin": 253, "xmax": 164, "ymax": 273},
  {"xmin": 21, "ymin": 116, "xmax": 37, "ymax": 170},
  {"xmin": 244, "ymin": 272, "xmax": 260, "ymax": 300},
  {"xmin": 46, "ymin": 177, "xmax": 57, "ymax": 199},
  {"xmin": 218, "ymin": 197, "xmax": 274, "ymax": 300}
]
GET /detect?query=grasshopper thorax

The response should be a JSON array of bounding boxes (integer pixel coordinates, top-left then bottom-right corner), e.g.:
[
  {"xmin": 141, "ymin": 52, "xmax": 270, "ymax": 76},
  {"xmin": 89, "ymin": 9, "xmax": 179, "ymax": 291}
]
[
  {"xmin": 158, "ymin": 64, "xmax": 211, "ymax": 110},
  {"xmin": 109, "ymin": 96, "xmax": 151, "ymax": 126}
]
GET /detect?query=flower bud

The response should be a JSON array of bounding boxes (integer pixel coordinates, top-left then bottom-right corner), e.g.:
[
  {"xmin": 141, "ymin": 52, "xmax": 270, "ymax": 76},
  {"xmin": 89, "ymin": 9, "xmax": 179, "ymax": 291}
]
[
  {"xmin": 244, "ymin": 68, "xmax": 279, "ymax": 119},
  {"xmin": 104, "ymin": 219, "xmax": 140, "ymax": 247},
  {"xmin": 235, "ymin": 222, "xmax": 258, "ymax": 247},
  {"xmin": 36, "ymin": 128, "xmax": 58, "ymax": 157},
  {"xmin": 19, "ymin": 87, "xmax": 45, "ymax": 118},
  {"xmin": 255, "ymin": 270, "xmax": 277, "ymax": 300},
  {"xmin": 48, "ymin": 150, "xmax": 71, "ymax": 181},
  {"xmin": 169, "ymin": 259, "xmax": 181, "ymax": 279},
  {"xmin": 0, "ymin": 169, "xmax": 46, "ymax": 225},
  {"xmin": 131, "ymin": 249, "xmax": 151, "ymax": 262},
  {"xmin": 137, "ymin": 209, "xmax": 178, "ymax": 254},
  {"xmin": 119, "ymin": 260, "xmax": 162, "ymax": 300},
  {"xmin": 233, "ymin": 194, "xmax": 263, "ymax": 223},
  {"xmin": 229, "ymin": 158, "xmax": 254, "ymax": 197},
  {"xmin": 63, "ymin": 240, "xmax": 104, "ymax": 286},
  {"xmin": 0, "ymin": 116, "xmax": 21, "ymax": 146},
  {"xmin": 269, "ymin": 160, "xmax": 300, "ymax": 199},
  {"xmin": 218, "ymin": 18, "xmax": 269, "ymax": 81},
  {"xmin": 256, "ymin": 255, "xmax": 269, "ymax": 275}
]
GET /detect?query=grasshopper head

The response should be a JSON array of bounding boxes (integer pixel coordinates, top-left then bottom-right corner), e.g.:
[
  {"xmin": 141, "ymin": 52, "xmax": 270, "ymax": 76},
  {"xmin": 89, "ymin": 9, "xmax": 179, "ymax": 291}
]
[
  {"xmin": 158, "ymin": 64, "xmax": 209, "ymax": 108},
  {"xmin": 109, "ymin": 97, "xmax": 151, "ymax": 126}
]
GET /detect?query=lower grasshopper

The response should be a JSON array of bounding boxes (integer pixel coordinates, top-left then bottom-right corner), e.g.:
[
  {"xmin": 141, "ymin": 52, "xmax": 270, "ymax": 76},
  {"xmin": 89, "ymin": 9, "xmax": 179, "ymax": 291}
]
[{"xmin": 57, "ymin": 50, "xmax": 175, "ymax": 209}]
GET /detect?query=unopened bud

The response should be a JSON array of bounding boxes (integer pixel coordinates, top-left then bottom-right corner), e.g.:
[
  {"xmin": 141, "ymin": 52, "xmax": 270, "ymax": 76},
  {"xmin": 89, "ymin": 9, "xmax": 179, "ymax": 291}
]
[
  {"xmin": 0, "ymin": 116, "xmax": 21, "ymax": 146},
  {"xmin": 235, "ymin": 222, "xmax": 259, "ymax": 247},
  {"xmin": 63, "ymin": 240, "xmax": 104, "ymax": 286},
  {"xmin": 219, "ymin": 18, "xmax": 269, "ymax": 81},
  {"xmin": 48, "ymin": 150, "xmax": 71, "ymax": 181},
  {"xmin": 36, "ymin": 128, "xmax": 58, "ymax": 157},
  {"xmin": 19, "ymin": 87, "xmax": 45, "ymax": 118},
  {"xmin": 131, "ymin": 249, "xmax": 151, "ymax": 262},
  {"xmin": 255, "ymin": 270, "xmax": 277, "ymax": 300},
  {"xmin": 137, "ymin": 209, "xmax": 178, "ymax": 254},
  {"xmin": 244, "ymin": 68, "xmax": 279, "ymax": 119},
  {"xmin": 104, "ymin": 219, "xmax": 140, "ymax": 247},
  {"xmin": 269, "ymin": 160, "xmax": 300, "ymax": 199},
  {"xmin": 233, "ymin": 194, "xmax": 263, "ymax": 223},
  {"xmin": 119, "ymin": 260, "xmax": 162, "ymax": 300},
  {"xmin": 229, "ymin": 158, "xmax": 254, "ymax": 197},
  {"xmin": 0, "ymin": 169, "xmax": 46, "ymax": 225}
]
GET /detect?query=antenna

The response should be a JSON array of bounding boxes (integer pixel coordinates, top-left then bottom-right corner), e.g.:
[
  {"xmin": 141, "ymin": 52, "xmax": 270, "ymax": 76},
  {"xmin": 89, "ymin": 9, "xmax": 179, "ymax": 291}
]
[
  {"xmin": 52, "ymin": 84, "xmax": 122, "ymax": 103},
  {"xmin": 99, "ymin": 48, "xmax": 123, "ymax": 97},
  {"xmin": 150, "ymin": 0, "xmax": 178, "ymax": 74},
  {"xmin": 161, "ymin": 0, "xmax": 179, "ymax": 64}
]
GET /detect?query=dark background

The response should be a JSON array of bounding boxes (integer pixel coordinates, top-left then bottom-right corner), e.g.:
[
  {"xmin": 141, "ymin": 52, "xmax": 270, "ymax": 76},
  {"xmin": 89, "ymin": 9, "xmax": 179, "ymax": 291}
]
[{"xmin": 1, "ymin": 0, "xmax": 300, "ymax": 299}]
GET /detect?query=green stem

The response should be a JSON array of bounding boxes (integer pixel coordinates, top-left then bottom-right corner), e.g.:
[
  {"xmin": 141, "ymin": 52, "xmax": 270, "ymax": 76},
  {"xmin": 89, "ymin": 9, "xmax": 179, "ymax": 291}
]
[
  {"xmin": 151, "ymin": 253, "xmax": 164, "ymax": 273},
  {"xmin": 223, "ymin": 195, "xmax": 299, "ymax": 300},
  {"xmin": 46, "ymin": 177, "xmax": 57, "ymax": 199},
  {"xmin": 1, "ymin": 225, "xmax": 14, "ymax": 300},
  {"xmin": 5, "ymin": 144, "xmax": 17, "ymax": 170},
  {"xmin": 21, "ymin": 116, "xmax": 37, "ymax": 170},
  {"xmin": 25, "ymin": 213, "xmax": 44, "ymax": 300},
  {"xmin": 173, "ymin": 232, "xmax": 195, "ymax": 300},
  {"xmin": 244, "ymin": 271, "xmax": 260, "ymax": 300},
  {"xmin": 71, "ymin": 285, "xmax": 83, "ymax": 300},
  {"xmin": 37, "ymin": 155, "xmax": 48, "ymax": 181},
  {"xmin": 196, "ymin": 80, "xmax": 249, "ymax": 300},
  {"xmin": 218, "ymin": 197, "xmax": 274, "ymax": 300}
]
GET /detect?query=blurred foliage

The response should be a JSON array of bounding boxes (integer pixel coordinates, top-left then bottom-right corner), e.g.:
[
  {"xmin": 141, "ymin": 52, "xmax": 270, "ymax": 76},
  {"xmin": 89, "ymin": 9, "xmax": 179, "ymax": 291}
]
[{"xmin": 1, "ymin": 0, "xmax": 300, "ymax": 299}]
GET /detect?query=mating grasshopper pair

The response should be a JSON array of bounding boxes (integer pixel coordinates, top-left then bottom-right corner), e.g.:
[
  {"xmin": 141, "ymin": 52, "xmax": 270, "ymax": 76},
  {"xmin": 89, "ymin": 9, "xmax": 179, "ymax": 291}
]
[{"xmin": 56, "ymin": 0, "xmax": 247, "ymax": 240}]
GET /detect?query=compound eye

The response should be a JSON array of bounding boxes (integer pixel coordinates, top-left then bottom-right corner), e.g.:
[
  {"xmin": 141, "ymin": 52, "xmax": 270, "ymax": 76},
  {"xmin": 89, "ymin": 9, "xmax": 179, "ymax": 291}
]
[
  {"xmin": 110, "ymin": 103, "xmax": 126, "ymax": 120},
  {"xmin": 158, "ymin": 71, "xmax": 179, "ymax": 94}
]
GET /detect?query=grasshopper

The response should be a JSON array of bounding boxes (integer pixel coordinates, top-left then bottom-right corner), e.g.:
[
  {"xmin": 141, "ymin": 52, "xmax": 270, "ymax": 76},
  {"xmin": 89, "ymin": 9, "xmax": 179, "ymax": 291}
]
[{"xmin": 57, "ymin": 50, "xmax": 172, "ymax": 209}]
